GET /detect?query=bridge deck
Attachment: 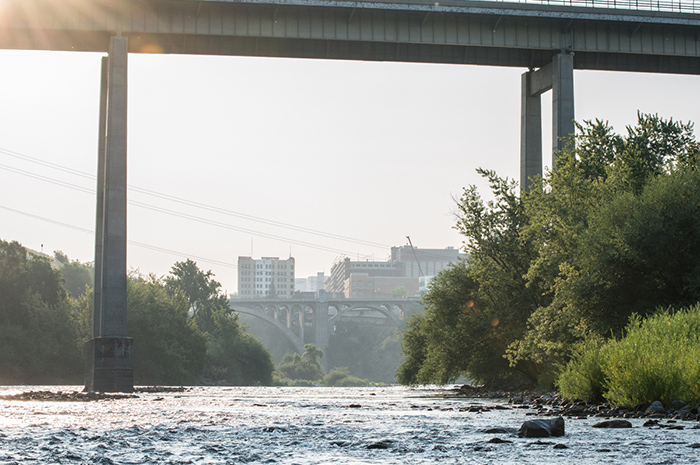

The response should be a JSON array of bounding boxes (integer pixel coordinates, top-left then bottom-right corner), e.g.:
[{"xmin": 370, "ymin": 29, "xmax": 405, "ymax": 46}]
[{"xmin": 1, "ymin": 0, "xmax": 699, "ymax": 74}]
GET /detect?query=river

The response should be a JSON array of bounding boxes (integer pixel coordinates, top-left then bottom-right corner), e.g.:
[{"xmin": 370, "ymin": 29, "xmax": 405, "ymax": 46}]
[{"xmin": 1, "ymin": 385, "xmax": 698, "ymax": 464}]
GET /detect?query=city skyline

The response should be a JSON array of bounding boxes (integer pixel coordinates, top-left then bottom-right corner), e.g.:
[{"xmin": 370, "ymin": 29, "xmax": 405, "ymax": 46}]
[{"xmin": 1, "ymin": 49, "xmax": 699, "ymax": 293}]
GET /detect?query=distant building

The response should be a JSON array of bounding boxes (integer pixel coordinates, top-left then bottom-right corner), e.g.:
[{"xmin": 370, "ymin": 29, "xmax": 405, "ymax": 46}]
[
  {"xmin": 295, "ymin": 272, "xmax": 326, "ymax": 293},
  {"xmin": 326, "ymin": 245, "xmax": 464, "ymax": 297},
  {"xmin": 237, "ymin": 256, "xmax": 295, "ymax": 298},
  {"xmin": 345, "ymin": 273, "xmax": 419, "ymax": 298}
]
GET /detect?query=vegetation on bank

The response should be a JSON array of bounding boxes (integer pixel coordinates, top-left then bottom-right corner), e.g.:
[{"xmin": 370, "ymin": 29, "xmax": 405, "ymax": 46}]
[
  {"xmin": 0, "ymin": 244, "xmax": 275, "ymax": 386},
  {"xmin": 559, "ymin": 305, "xmax": 700, "ymax": 407},
  {"xmin": 273, "ymin": 344, "xmax": 372, "ymax": 387},
  {"xmin": 398, "ymin": 113, "xmax": 700, "ymax": 403}
]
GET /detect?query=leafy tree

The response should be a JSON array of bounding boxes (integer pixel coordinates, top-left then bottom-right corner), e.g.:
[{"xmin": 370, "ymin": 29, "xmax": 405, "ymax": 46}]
[
  {"xmin": 165, "ymin": 259, "xmax": 274, "ymax": 385},
  {"xmin": 165, "ymin": 259, "xmax": 227, "ymax": 334},
  {"xmin": 277, "ymin": 344, "xmax": 325, "ymax": 383},
  {"xmin": 510, "ymin": 114, "xmax": 700, "ymax": 376},
  {"xmin": 0, "ymin": 240, "xmax": 82, "ymax": 384},
  {"xmin": 398, "ymin": 113, "xmax": 700, "ymax": 388},
  {"xmin": 206, "ymin": 309, "xmax": 274, "ymax": 385},
  {"xmin": 54, "ymin": 251, "xmax": 94, "ymax": 299},
  {"xmin": 127, "ymin": 272, "xmax": 208, "ymax": 385}
]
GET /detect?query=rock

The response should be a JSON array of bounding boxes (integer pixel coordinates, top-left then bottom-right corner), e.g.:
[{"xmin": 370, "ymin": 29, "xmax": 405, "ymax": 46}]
[
  {"xmin": 366, "ymin": 439, "xmax": 394, "ymax": 449},
  {"xmin": 592, "ymin": 420, "xmax": 632, "ymax": 428},
  {"xmin": 670, "ymin": 400, "xmax": 687, "ymax": 411},
  {"xmin": 481, "ymin": 427, "xmax": 514, "ymax": 434},
  {"xmin": 553, "ymin": 443, "xmax": 568, "ymax": 449},
  {"xmin": 517, "ymin": 417, "xmax": 565, "ymax": 438},
  {"xmin": 487, "ymin": 437, "xmax": 512, "ymax": 444},
  {"xmin": 645, "ymin": 401, "xmax": 666, "ymax": 416}
]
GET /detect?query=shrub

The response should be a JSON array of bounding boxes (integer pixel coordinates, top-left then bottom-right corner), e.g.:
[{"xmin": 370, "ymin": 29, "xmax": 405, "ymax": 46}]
[
  {"xmin": 557, "ymin": 336, "xmax": 606, "ymax": 403},
  {"xmin": 557, "ymin": 304, "xmax": 700, "ymax": 407}
]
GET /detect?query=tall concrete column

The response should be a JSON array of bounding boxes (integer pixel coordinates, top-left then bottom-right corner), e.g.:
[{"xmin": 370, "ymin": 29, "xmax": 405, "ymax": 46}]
[
  {"xmin": 520, "ymin": 71, "xmax": 542, "ymax": 191},
  {"xmin": 519, "ymin": 52, "xmax": 575, "ymax": 191},
  {"xmin": 551, "ymin": 52, "xmax": 575, "ymax": 159},
  {"xmin": 93, "ymin": 57, "xmax": 108, "ymax": 337},
  {"xmin": 86, "ymin": 36, "xmax": 133, "ymax": 393}
]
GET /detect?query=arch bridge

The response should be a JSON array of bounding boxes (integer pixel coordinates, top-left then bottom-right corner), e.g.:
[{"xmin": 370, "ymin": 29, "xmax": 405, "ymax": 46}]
[{"xmin": 229, "ymin": 296, "xmax": 421, "ymax": 365}]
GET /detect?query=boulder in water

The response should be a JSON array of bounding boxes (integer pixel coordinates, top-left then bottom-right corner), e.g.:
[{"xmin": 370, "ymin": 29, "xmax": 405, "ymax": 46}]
[{"xmin": 517, "ymin": 417, "xmax": 565, "ymax": 438}]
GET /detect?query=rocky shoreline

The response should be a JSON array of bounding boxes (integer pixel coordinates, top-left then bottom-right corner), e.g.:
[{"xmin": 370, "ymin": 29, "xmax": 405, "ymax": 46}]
[
  {"xmin": 0, "ymin": 386, "xmax": 189, "ymax": 402},
  {"xmin": 445, "ymin": 384, "xmax": 700, "ymax": 422}
]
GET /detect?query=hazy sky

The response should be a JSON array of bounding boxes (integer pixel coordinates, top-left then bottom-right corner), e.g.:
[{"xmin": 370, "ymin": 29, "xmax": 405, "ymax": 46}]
[{"xmin": 1, "ymin": 49, "xmax": 699, "ymax": 293}]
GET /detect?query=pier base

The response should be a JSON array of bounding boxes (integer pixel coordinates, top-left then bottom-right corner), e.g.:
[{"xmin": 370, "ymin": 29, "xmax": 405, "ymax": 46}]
[{"xmin": 85, "ymin": 337, "xmax": 134, "ymax": 393}]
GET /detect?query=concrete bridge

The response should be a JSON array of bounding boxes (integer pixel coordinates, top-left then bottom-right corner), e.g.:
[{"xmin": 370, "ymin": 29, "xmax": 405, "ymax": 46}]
[
  {"xmin": 229, "ymin": 296, "xmax": 420, "ymax": 367},
  {"xmin": 2, "ymin": 0, "xmax": 698, "ymax": 391}
]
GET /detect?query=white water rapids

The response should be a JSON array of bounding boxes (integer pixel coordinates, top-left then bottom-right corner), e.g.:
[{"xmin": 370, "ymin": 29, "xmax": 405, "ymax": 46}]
[{"xmin": 1, "ymin": 386, "xmax": 699, "ymax": 464}]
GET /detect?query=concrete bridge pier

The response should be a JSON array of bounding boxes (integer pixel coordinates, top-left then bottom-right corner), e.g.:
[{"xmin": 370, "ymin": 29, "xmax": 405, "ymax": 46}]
[
  {"xmin": 314, "ymin": 302, "xmax": 330, "ymax": 371},
  {"xmin": 520, "ymin": 52, "xmax": 575, "ymax": 190},
  {"xmin": 85, "ymin": 36, "xmax": 133, "ymax": 393}
]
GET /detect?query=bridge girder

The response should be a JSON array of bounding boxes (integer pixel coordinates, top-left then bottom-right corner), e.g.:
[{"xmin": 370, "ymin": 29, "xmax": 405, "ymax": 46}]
[{"xmin": 0, "ymin": 0, "xmax": 698, "ymax": 74}]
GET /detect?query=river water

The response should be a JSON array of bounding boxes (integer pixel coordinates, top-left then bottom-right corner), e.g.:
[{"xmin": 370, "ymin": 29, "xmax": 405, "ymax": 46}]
[{"xmin": 1, "ymin": 385, "xmax": 699, "ymax": 464}]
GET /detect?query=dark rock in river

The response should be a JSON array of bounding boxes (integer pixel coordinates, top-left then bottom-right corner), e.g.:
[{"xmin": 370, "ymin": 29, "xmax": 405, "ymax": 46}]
[
  {"xmin": 481, "ymin": 427, "xmax": 515, "ymax": 434},
  {"xmin": 366, "ymin": 439, "xmax": 394, "ymax": 449},
  {"xmin": 592, "ymin": 419, "xmax": 632, "ymax": 428},
  {"xmin": 517, "ymin": 417, "xmax": 565, "ymax": 438},
  {"xmin": 487, "ymin": 437, "xmax": 512, "ymax": 444},
  {"xmin": 645, "ymin": 401, "xmax": 666, "ymax": 416}
]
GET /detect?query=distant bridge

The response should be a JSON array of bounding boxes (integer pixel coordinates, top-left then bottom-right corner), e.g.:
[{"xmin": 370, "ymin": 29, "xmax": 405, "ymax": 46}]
[{"xmin": 229, "ymin": 296, "xmax": 421, "ymax": 366}]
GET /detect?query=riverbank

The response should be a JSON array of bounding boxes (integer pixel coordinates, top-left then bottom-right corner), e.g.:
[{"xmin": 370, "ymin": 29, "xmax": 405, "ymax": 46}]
[{"xmin": 443, "ymin": 384, "xmax": 700, "ymax": 422}]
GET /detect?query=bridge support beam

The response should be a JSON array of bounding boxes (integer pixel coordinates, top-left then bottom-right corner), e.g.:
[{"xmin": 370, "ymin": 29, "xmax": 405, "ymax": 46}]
[
  {"xmin": 86, "ymin": 35, "xmax": 133, "ymax": 393},
  {"xmin": 520, "ymin": 52, "xmax": 575, "ymax": 191},
  {"xmin": 314, "ymin": 303, "xmax": 330, "ymax": 371}
]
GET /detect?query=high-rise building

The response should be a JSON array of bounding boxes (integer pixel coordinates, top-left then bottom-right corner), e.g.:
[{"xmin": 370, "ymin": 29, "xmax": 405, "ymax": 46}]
[
  {"xmin": 237, "ymin": 256, "xmax": 295, "ymax": 298},
  {"xmin": 326, "ymin": 245, "xmax": 464, "ymax": 297},
  {"xmin": 295, "ymin": 272, "xmax": 326, "ymax": 293}
]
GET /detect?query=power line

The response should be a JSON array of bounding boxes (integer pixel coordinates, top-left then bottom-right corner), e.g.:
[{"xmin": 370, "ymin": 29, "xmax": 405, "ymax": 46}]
[
  {"xmin": 0, "ymin": 204, "xmax": 239, "ymax": 269},
  {"xmin": 0, "ymin": 146, "xmax": 392, "ymax": 249},
  {"xmin": 0, "ymin": 161, "xmax": 371, "ymax": 257}
]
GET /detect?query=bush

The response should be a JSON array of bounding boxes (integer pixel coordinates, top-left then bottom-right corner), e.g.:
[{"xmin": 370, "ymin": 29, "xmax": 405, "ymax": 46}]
[
  {"xmin": 557, "ymin": 304, "xmax": 700, "ymax": 407},
  {"xmin": 557, "ymin": 336, "xmax": 606, "ymax": 403},
  {"xmin": 322, "ymin": 367, "xmax": 370, "ymax": 387}
]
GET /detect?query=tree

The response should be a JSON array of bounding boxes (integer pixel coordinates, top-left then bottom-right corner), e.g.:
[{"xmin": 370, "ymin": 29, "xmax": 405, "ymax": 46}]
[
  {"xmin": 54, "ymin": 251, "xmax": 94, "ymax": 299},
  {"xmin": 165, "ymin": 259, "xmax": 229, "ymax": 334},
  {"xmin": 277, "ymin": 344, "xmax": 325, "ymax": 383},
  {"xmin": 398, "ymin": 113, "xmax": 700, "ymax": 388},
  {"xmin": 165, "ymin": 259, "xmax": 274, "ymax": 385},
  {"xmin": 206, "ymin": 309, "xmax": 274, "ymax": 385},
  {"xmin": 0, "ymin": 240, "xmax": 82, "ymax": 384},
  {"xmin": 509, "ymin": 114, "xmax": 700, "ymax": 375},
  {"xmin": 127, "ymin": 272, "xmax": 208, "ymax": 385}
]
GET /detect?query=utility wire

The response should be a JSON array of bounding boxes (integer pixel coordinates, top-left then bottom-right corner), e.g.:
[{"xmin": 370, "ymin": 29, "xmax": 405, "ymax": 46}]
[
  {"xmin": 0, "ymin": 162, "xmax": 374, "ymax": 257},
  {"xmin": 0, "ymin": 146, "xmax": 391, "ymax": 249},
  {"xmin": 0, "ymin": 204, "xmax": 238, "ymax": 269}
]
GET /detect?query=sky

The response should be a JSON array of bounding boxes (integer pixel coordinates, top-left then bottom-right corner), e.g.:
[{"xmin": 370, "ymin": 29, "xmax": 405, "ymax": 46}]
[{"xmin": 1, "ymin": 49, "xmax": 699, "ymax": 294}]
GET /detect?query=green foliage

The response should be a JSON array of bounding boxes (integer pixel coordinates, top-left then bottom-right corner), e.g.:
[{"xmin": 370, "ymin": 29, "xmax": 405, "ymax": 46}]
[
  {"xmin": 510, "ymin": 113, "xmax": 700, "ymax": 376},
  {"xmin": 165, "ymin": 259, "xmax": 274, "ymax": 386},
  {"xmin": 206, "ymin": 309, "xmax": 274, "ymax": 386},
  {"xmin": 398, "ymin": 113, "xmax": 700, "ymax": 389},
  {"xmin": 327, "ymin": 321, "xmax": 402, "ymax": 384},
  {"xmin": 559, "ymin": 305, "xmax": 700, "ymax": 407},
  {"xmin": 165, "ymin": 259, "xmax": 228, "ymax": 334},
  {"xmin": 55, "ymin": 251, "xmax": 94, "ymax": 299},
  {"xmin": 127, "ymin": 272, "xmax": 208, "ymax": 385},
  {"xmin": 276, "ymin": 344, "xmax": 325, "ymax": 383},
  {"xmin": 0, "ymin": 240, "xmax": 82, "ymax": 384},
  {"xmin": 556, "ymin": 336, "xmax": 606, "ymax": 403},
  {"xmin": 322, "ymin": 367, "xmax": 370, "ymax": 387}
]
